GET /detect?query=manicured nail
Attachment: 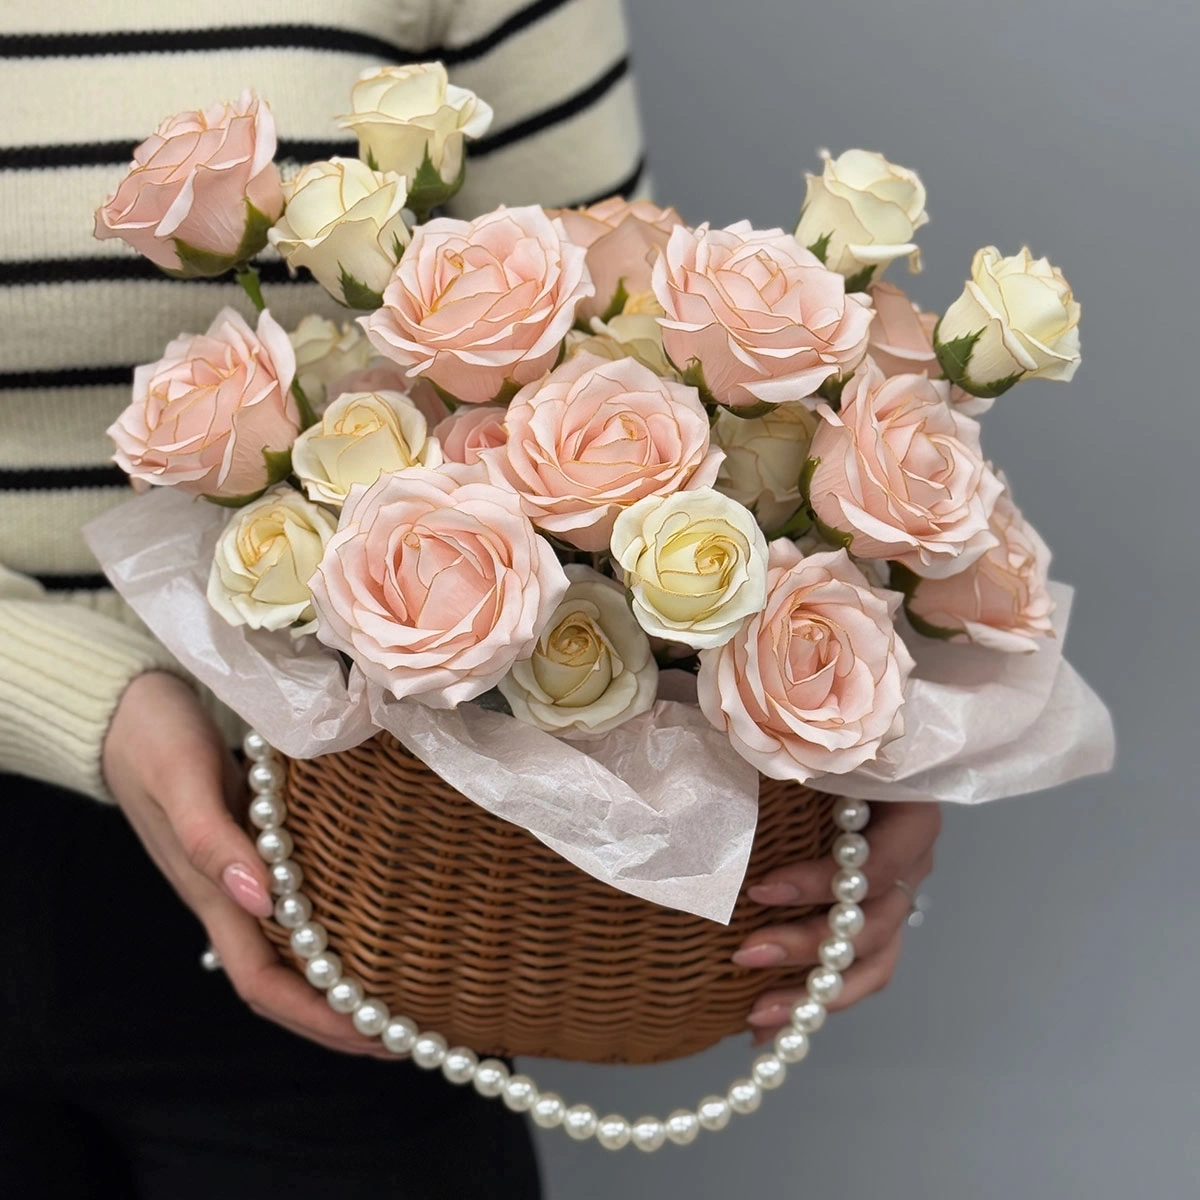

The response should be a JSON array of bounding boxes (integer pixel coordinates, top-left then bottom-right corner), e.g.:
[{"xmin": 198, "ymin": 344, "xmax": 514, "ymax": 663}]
[
  {"xmin": 222, "ymin": 863, "xmax": 273, "ymax": 917},
  {"xmin": 732, "ymin": 942, "xmax": 788, "ymax": 968},
  {"xmin": 748, "ymin": 882, "xmax": 800, "ymax": 905},
  {"xmin": 747, "ymin": 1004, "xmax": 791, "ymax": 1027}
]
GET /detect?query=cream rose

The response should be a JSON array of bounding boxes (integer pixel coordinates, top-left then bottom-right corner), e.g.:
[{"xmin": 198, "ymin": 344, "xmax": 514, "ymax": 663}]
[
  {"xmin": 564, "ymin": 290, "xmax": 677, "ymax": 378},
  {"xmin": 712, "ymin": 405, "xmax": 819, "ymax": 532},
  {"xmin": 327, "ymin": 361, "xmax": 449, "ymax": 427},
  {"xmin": 904, "ymin": 478, "xmax": 1055, "ymax": 652},
  {"xmin": 308, "ymin": 468, "xmax": 569, "ymax": 708},
  {"xmin": 108, "ymin": 307, "xmax": 299, "ymax": 500},
  {"xmin": 698, "ymin": 540, "xmax": 914, "ymax": 781},
  {"xmin": 935, "ymin": 246, "xmax": 1082, "ymax": 398},
  {"xmin": 808, "ymin": 360, "xmax": 1003, "ymax": 578},
  {"xmin": 482, "ymin": 352, "xmax": 722, "ymax": 551},
  {"xmin": 652, "ymin": 221, "xmax": 873, "ymax": 409},
  {"xmin": 95, "ymin": 90, "xmax": 283, "ymax": 276},
  {"xmin": 289, "ymin": 316, "xmax": 373, "ymax": 408},
  {"xmin": 268, "ymin": 157, "xmax": 410, "ymax": 309},
  {"xmin": 795, "ymin": 149, "xmax": 928, "ymax": 284},
  {"xmin": 498, "ymin": 565, "xmax": 658, "ymax": 737},
  {"xmin": 362, "ymin": 206, "xmax": 593, "ymax": 405},
  {"xmin": 610, "ymin": 487, "xmax": 768, "ymax": 650},
  {"xmin": 207, "ymin": 485, "xmax": 336, "ymax": 633},
  {"xmin": 433, "ymin": 405, "xmax": 508, "ymax": 467},
  {"xmin": 292, "ymin": 390, "xmax": 442, "ymax": 508}
]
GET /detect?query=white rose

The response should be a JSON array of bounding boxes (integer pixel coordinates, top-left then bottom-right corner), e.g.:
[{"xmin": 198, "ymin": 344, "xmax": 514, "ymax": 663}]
[
  {"xmin": 712, "ymin": 405, "xmax": 819, "ymax": 532},
  {"xmin": 564, "ymin": 311, "xmax": 676, "ymax": 380},
  {"xmin": 610, "ymin": 487, "xmax": 769, "ymax": 650},
  {"xmin": 292, "ymin": 390, "xmax": 442, "ymax": 508},
  {"xmin": 498, "ymin": 565, "xmax": 658, "ymax": 737},
  {"xmin": 289, "ymin": 316, "xmax": 373, "ymax": 408},
  {"xmin": 934, "ymin": 246, "xmax": 1081, "ymax": 398},
  {"xmin": 268, "ymin": 157, "xmax": 410, "ymax": 308},
  {"xmin": 795, "ymin": 149, "xmax": 929, "ymax": 285},
  {"xmin": 206, "ymin": 485, "xmax": 336, "ymax": 633}
]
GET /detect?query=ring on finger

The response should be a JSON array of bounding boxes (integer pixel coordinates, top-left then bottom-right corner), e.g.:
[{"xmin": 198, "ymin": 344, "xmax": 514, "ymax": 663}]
[{"xmin": 893, "ymin": 878, "xmax": 931, "ymax": 929}]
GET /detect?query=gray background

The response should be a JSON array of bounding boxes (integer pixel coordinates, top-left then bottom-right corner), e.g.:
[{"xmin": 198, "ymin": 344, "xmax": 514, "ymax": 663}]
[{"xmin": 528, "ymin": 2, "xmax": 1199, "ymax": 1197}]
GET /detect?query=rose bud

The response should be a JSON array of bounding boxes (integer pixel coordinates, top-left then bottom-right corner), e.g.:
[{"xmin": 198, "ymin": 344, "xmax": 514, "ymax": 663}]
[{"xmin": 288, "ymin": 316, "xmax": 373, "ymax": 409}]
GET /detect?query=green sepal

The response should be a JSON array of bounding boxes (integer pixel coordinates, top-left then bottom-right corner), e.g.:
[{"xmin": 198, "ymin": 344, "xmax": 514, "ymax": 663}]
[
  {"xmin": 205, "ymin": 490, "xmax": 265, "ymax": 509},
  {"xmin": 843, "ymin": 264, "xmax": 876, "ymax": 294},
  {"xmin": 364, "ymin": 148, "xmax": 381, "ymax": 172},
  {"xmin": 888, "ymin": 562, "xmax": 959, "ymax": 641},
  {"xmin": 932, "ymin": 320, "xmax": 1024, "ymax": 400},
  {"xmin": 816, "ymin": 373, "xmax": 848, "ymax": 410},
  {"xmin": 806, "ymin": 231, "xmax": 833, "ymax": 264},
  {"xmin": 798, "ymin": 456, "xmax": 819, "ymax": 502},
  {"xmin": 680, "ymin": 358, "xmax": 718, "ymax": 408},
  {"xmin": 390, "ymin": 231, "xmax": 408, "ymax": 262},
  {"xmin": 338, "ymin": 265, "xmax": 385, "ymax": 311},
  {"xmin": 407, "ymin": 143, "xmax": 466, "ymax": 224},
  {"xmin": 201, "ymin": 446, "xmax": 293, "ymax": 508},
  {"xmin": 169, "ymin": 199, "xmax": 275, "ymax": 280},
  {"xmin": 291, "ymin": 380, "xmax": 319, "ymax": 430},
  {"xmin": 797, "ymin": 455, "xmax": 853, "ymax": 550},
  {"xmin": 234, "ymin": 265, "xmax": 265, "ymax": 313},
  {"xmin": 765, "ymin": 506, "xmax": 813, "ymax": 541},
  {"xmin": 598, "ymin": 277, "xmax": 630, "ymax": 323}
]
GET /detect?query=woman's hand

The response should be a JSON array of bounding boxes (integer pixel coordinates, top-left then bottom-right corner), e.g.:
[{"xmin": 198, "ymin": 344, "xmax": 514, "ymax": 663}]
[
  {"xmin": 737, "ymin": 800, "xmax": 941, "ymax": 1040},
  {"xmin": 102, "ymin": 671, "xmax": 391, "ymax": 1058}
]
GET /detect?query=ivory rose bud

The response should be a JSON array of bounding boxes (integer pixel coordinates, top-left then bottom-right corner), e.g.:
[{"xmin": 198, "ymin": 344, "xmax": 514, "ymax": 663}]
[
  {"xmin": 482, "ymin": 353, "xmax": 722, "ymax": 551},
  {"xmin": 808, "ymin": 360, "xmax": 1003, "ymax": 578},
  {"xmin": 327, "ymin": 361, "xmax": 449, "ymax": 427},
  {"xmin": 308, "ymin": 468, "xmax": 569, "ymax": 708},
  {"xmin": 652, "ymin": 221, "xmax": 873, "ymax": 409},
  {"xmin": 108, "ymin": 307, "xmax": 299, "ymax": 500},
  {"xmin": 94, "ymin": 90, "xmax": 283, "ymax": 276},
  {"xmin": 556, "ymin": 197, "xmax": 682, "ymax": 321},
  {"xmin": 292, "ymin": 390, "xmax": 442, "ymax": 508},
  {"xmin": 712, "ymin": 405, "xmax": 819, "ymax": 532},
  {"xmin": 362, "ymin": 206, "xmax": 593, "ymax": 404},
  {"xmin": 610, "ymin": 487, "xmax": 768, "ymax": 650},
  {"xmin": 289, "ymin": 316, "xmax": 373, "ymax": 408},
  {"xmin": 565, "ymin": 290, "xmax": 677, "ymax": 378},
  {"xmin": 268, "ymin": 157, "xmax": 410, "ymax": 309},
  {"xmin": 905, "ymin": 479, "xmax": 1055, "ymax": 652},
  {"xmin": 206, "ymin": 486, "xmax": 336, "ymax": 633},
  {"xmin": 433, "ymin": 405, "xmax": 508, "ymax": 467},
  {"xmin": 697, "ymin": 541, "xmax": 914, "ymax": 781},
  {"xmin": 935, "ymin": 246, "xmax": 1081, "ymax": 398},
  {"xmin": 499, "ymin": 565, "xmax": 658, "ymax": 737},
  {"xmin": 795, "ymin": 149, "xmax": 928, "ymax": 284}
]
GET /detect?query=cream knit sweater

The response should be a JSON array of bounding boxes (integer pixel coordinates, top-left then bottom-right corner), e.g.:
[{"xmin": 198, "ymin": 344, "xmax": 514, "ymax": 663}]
[{"xmin": 0, "ymin": 0, "xmax": 645, "ymax": 800}]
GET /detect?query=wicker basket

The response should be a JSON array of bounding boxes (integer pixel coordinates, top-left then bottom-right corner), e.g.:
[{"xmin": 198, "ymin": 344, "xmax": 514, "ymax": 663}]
[{"xmin": 263, "ymin": 730, "xmax": 838, "ymax": 1064}]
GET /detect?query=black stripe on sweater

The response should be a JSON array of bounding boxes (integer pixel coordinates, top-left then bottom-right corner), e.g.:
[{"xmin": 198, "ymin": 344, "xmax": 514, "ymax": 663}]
[
  {"xmin": 0, "ymin": 138, "xmax": 358, "ymax": 171},
  {"xmin": 0, "ymin": 465, "xmax": 127, "ymax": 490},
  {"xmin": 570, "ymin": 155, "xmax": 646, "ymax": 208},
  {"xmin": 0, "ymin": 258, "xmax": 300, "ymax": 287},
  {"xmin": 32, "ymin": 572, "xmax": 113, "ymax": 592},
  {"xmin": 0, "ymin": 365, "xmax": 132, "ymax": 390}
]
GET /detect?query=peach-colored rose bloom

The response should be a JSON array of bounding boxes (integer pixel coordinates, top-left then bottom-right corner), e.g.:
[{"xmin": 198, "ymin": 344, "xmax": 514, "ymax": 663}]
[
  {"xmin": 808, "ymin": 360, "xmax": 1003, "ymax": 578},
  {"xmin": 94, "ymin": 90, "xmax": 283, "ymax": 274},
  {"xmin": 906, "ymin": 480, "xmax": 1055, "ymax": 652},
  {"xmin": 697, "ymin": 541, "xmax": 914, "ymax": 781},
  {"xmin": 651, "ymin": 221, "xmax": 874, "ymax": 408},
  {"xmin": 309, "ymin": 467, "xmax": 569, "ymax": 708},
  {"xmin": 361, "ymin": 206, "xmax": 593, "ymax": 404},
  {"xmin": 433, "ymin": 405, "xmax": 508, "ymax": 467},
  {"xmin": 482, "ymin": 353, "xmax": 723, "ymax": 551},
  {"xmin": 555, "ymin": 197, "xmax": 682, "ymax": 321},
  {"xmin": 866, "ymin": 281, "xmax": 940, "ymax": 378},
  {"xmin": 326, "ymin": 360, "xmax": 449, "ymax": 428},
  {"xmin": 108, "ymin": 307, "xmax": 299, "ymax": 499}
]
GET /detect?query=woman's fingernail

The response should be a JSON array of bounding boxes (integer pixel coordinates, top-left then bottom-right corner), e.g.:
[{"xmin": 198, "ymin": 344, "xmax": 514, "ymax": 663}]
[
  {"xmin": 222, "ymin": 863, "xmax": 273, "ymax": 917},
  {"xmin": 748, "ymin": 882, "xmax": 800, "ymax": 905},
  {"xmin": 747, "ymin": 1004, "xmax": 791, "ymax": 1027},
  {"xmin": 732, "ymin": 942, "xmax": 788, "ymax": 968}
]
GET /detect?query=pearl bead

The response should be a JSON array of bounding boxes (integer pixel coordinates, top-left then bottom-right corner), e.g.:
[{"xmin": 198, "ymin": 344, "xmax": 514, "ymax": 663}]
[
  {"xmin": 274, "ymin": 893, "xmax": 312, "ymax": 930},
  {"xmin": 819, "ymin": 935, "xmax": 855, "ymax": 971},
  {"xmin": 248, "ymin": 759, "xmax": 285, "ymax": 794},
  {"xmin": 833, "ymin": 831, "xmax": 869, "ymax": 868},
  {"xmin": 791, "ymin": 997, "xmax": 827, "ymax": 1033},
  {"xmin": 304, "ymin": 952, "xmax": 342, "ymax": 990},
  {"xmin": 833, "ymin": 796, "xmax": 870, "ymax": 832},
  {"xmin": 752, "ymin": 1053, "xmax": 787, "ymax": 1090},
  {"xmin": 564, "ymin": 1104, "xmax": 598, "ymax": 1141},
  {"xmin": 353, "ymin": 999, "xmax": 390, "ymax": 1037},
  {"xmin": 268, "ymin": 860, "xmax": 303, "ymax": 896},
  {"xmin": 289, "ymin": 922, "xmax": 327, "ymax": 960},
  {"xmin": 531, "ymin": 1093, "xmax": 566, "ymax": 1129},
  {"xmin": 200, "ymin": 947, "xmax": 222, "ymax": 972},
  {"xmin": 665, "ymin": 1109, "xmax": 700, "ymax": 1146},
  {"xmin": 242, "ymin": 730, "xmax": 272, "ymax": 761},
  {"xmin": 382, "ymin": 1017, "xmax": 418, "ymax": 1055},
  {"xmin": 596, "ymin": 1115, "xmax": 631, "ymax": 1151},
  {"xmin": 503, "ymin": 1075, "xmax": 538, "ymax": 1113},
  {"xmin": 807, "ymin": 965, "xmax": 844, "ymax": 1004},
  {"xmin": 248, "ymin": 794, "xmax": 287, "ymax": 830},
  {"xmin": 473, "ymin": 1059, "xmax": 509, "ymax": 1098},
  {"xmin": 412, "ymin": 1033, "xmax": 448, "ymax": 1070},
  {"xmin": 327, "ymin": 977, "xmax": 364, "ymax": 1015},
  {"xmin": 832, "ymin": 866, "xmax": 868, "ymax": 904},
  {"xmin": 728, "ymin": 1078, "xmax": 762, "ymax": 1115},
  {"xmin": 697, "ymin": 1095, "xmax": 731, "ymax": 1132},
  {"xmin": 827, "ymin": 901, "xmax": 865, "ymax": 939},
  {"xmin": 774, "ymin": 1028, "xmax": 810, "ymax": 1063},
  {"xmin": 256, "ymin": 828, "xmax": 294, "ymax": 865},
  {"xmin": 631, "ymin": 1116, "xmax": 666, "ymax": 1153},
  {"xmin": 442, "ymin": 1047, "xmax": 478, "ymax": 1085}
]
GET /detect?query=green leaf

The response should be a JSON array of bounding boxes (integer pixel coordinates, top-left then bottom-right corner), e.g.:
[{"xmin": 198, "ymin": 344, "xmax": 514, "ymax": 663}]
[
  {"xmin": 170, "ymin": 199, "xmax": 276, "ymax": 280},
  {"xmin": 407, "ymin": 142, "xmax": 465, "ymax": 223},
  {"xmin": 842, "ymin": 264, "xmax": 876, "ymax": 294},
  {"xmin": 598, "ymin": 277, "xmax": 630, "ymax": 323},
  {"xmin": 932, "ymin": 320, "xmax": 1024, "ymax": 399},
  {"xmin": 339, "ymin": 265, "xmax": 384, "ymax": 311},
  {"xmin": 806, "ymin": 231, "xmax": 833, "ymax": 264}
]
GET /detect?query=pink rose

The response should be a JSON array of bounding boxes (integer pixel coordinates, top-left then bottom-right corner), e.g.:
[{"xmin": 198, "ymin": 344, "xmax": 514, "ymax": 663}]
[
  {"xmin": 433, "ymin": 405, "xmax": 508, "ymax": 467},
  {"xmin": 482, "ymin": 353, "xmax": 723, "ymax": 551},
  {"xmin": 108, "ymin": 307, "xmax": 299, "ymax": 500},
  {"xmin": 555, "ymin": 197, "xmax": 682, "ymax": 321},
  {"xmin": 698, "ymin": 541, "xmax": 914, "ymax": 781},
  {"xmin": 326, "ymin": 360, "xmax": 449, "ymax": 427},
  {"xmin": 651, "ymin": 221, "xmax": 874, "ymax": 409},
  {"xmin": 308, "ymin": 468, "xmax": 569, "ymax": 708},
  {"xmin": 94, "ymin": 90, "xmax": 283, "ymax": 276},
  {"xmin": 866, "ymin": 281, "xmax": 940, "ymax": 378},
  {"xmin": 905, "ymin": 479, "xmax": 1055, "ymax": 652},
  {"xmin": 361, "ymin": 206, "xmax": 593, "ymax": 405},
  {"xmin": 808, "ymin": 360, "xmax": 1003, "ymax": 578}
]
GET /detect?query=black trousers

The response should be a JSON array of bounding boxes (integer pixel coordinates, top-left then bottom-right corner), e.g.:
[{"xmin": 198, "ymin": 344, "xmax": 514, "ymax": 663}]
[{"xmin": 0, "ymin": 775, "xmax": 541, "ymax": 1199}]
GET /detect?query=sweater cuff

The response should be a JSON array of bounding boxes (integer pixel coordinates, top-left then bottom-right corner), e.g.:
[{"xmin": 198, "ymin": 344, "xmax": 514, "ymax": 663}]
[{"xmin": 0, "ymin": 600, "xmax": 183, "ymax": 802}]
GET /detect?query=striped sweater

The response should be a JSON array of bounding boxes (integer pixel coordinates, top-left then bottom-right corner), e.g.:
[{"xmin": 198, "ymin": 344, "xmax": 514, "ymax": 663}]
[{"xmin": 0, "ymin": 0, "xmax": 646, "ymax": 800}]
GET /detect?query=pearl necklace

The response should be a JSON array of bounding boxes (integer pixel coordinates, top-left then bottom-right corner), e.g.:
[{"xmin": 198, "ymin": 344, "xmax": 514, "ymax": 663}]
[{"xmin": 244, "ymin": 730, "xmax": 870, "ymax": 1152}]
